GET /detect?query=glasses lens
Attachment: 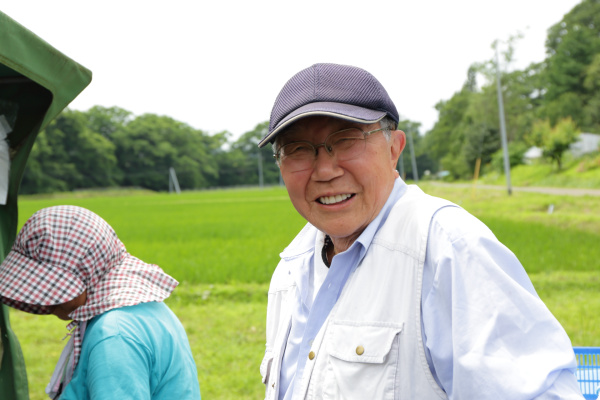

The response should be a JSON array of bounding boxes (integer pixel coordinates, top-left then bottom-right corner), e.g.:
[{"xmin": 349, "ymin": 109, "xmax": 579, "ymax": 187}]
[
  {"xmin": 279, "ymin": 142, "xmax": 314, "ymax": 171},
  {"xmin": 327, "ymin": 128, "xmax": 365, "ymax": 161},
  {"xmin": 277, "ymin": 128, "xmax": 369, "ymax": 171}
]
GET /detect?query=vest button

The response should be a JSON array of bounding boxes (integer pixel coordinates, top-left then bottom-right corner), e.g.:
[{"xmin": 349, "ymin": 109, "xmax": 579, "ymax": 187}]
[
  {"xmin": 356, "ymin": 345, "xmax": 365, "ymax": 355},
  {"xmin": 308, "ymin": 351, "xmax": 315, "ymax": 360}
]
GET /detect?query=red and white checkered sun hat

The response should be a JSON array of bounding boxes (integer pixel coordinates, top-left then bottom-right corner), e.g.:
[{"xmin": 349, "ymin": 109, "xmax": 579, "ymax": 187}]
[{"xmin": 0, "ymin": 205, "xmax": 178, "ymax": 319}]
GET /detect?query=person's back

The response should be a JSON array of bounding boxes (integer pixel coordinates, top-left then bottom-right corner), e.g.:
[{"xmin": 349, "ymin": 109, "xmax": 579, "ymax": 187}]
[{"xmin": 60, "ymin": 301, "xmax": 200, "ymax": 400}]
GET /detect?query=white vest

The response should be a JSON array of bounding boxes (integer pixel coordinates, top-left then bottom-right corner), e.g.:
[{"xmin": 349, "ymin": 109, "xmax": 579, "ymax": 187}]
[{"xmin": 261, "ymin": 185, "xmax": 455, "ymax": 399}]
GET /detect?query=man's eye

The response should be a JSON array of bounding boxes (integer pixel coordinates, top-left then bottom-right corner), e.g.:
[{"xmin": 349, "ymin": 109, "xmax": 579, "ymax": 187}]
[
  {"xmin": 330, "ymin": 137, "xmax": 359, "ymax": 150},
  {"xmin": 283, "ymin": 143, "xmax": 313, "ymax": 156}
]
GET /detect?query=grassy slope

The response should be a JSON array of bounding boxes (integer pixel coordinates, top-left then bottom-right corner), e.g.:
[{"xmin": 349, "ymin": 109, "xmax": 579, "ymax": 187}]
[{"xmin": 479, "ymin": 152, "xmax": 600, "ymax": 188}]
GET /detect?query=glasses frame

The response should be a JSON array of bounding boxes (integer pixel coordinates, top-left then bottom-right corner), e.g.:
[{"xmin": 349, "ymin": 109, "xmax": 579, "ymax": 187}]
[{"xmin": 273, "ymin": 127, "xmax": 387, "ymax": 167}]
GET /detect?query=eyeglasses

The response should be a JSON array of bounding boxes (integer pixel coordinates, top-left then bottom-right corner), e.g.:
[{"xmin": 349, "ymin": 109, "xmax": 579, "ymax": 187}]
[{"xmin": 274, "ymin": 127, "xmax": 386, "ymax": 172}]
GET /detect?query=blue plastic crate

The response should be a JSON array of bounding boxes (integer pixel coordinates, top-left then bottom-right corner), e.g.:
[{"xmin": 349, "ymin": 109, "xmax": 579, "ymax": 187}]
[{"xmin": 574, "ymin": 347, "xmax": 600, "ymax": 400}]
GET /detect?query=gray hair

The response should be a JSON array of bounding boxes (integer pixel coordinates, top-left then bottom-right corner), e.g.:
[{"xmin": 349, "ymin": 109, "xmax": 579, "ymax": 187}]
[{"xmin": 379, "ymin": 116, "xmax": 397, "ymax": 142}]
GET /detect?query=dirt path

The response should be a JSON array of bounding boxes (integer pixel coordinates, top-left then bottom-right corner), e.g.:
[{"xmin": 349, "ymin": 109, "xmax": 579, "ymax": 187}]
[{"xmin": 428, "ymin": 182, "xmax": 600, "ymax": 197}]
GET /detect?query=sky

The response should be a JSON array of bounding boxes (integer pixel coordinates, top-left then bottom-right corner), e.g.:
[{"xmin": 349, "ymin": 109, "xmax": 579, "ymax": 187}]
[{"xmin": 2, "ymin": 0, "xmax": 583, "ymax": 140}]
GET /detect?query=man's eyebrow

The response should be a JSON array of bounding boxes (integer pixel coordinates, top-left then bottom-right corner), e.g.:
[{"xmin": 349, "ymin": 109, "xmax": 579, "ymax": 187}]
[
  {"xmin": 277, "ymin": 130, "xmax": 297, "ymax": 142},
  {"xmin": 279, "ymin": 120, "xmax": 372, "ymax": 142}
]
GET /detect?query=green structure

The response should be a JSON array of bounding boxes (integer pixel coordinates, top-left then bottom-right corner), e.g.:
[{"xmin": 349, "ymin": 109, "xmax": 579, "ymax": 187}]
[{"xmin": 0, "ymin": 11, "xmax": 92, "ymax": 398}]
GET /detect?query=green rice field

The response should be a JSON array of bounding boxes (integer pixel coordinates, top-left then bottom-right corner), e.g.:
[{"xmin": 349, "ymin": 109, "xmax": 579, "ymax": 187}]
[
  {"xmin": 16, "ymin": 187, "xmax": 308, "ymax": 284},
  {"xmin": 8, "ymin": 183, "xmax": 600, "ymax": 399}
]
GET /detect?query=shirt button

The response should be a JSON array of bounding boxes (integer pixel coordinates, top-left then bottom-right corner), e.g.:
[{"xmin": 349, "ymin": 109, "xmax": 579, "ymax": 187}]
[
  {"xmin": 356, "ymin": 345, "xmax": 365, "ymax": 355},
  {"xmin": 308, "ymin": 351, "xmax": 315, "ymax": 360}
]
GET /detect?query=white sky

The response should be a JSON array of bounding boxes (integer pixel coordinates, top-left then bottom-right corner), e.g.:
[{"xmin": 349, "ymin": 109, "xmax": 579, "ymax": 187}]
[{"xmin": 2, "ymin": 0, "xmax": 582, "ymax": 140}]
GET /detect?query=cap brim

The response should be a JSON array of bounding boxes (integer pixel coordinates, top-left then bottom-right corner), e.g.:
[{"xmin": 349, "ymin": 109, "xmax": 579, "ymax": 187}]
[
  {"xmin": 258, "ymin": 102, "xmax": 387, "ymax": 148},
  {"xmin": 0, "ymin": 249, "xmax": 85, "ymax": 313}
]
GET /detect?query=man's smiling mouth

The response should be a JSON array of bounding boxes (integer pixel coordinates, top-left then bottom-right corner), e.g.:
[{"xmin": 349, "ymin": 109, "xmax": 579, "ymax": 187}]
[{"xmin": 318, "ymin": 193, "xmax": 354, "ymax": 205}]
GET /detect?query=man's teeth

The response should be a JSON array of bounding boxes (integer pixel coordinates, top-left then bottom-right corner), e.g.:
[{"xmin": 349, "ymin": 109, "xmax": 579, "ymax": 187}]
[{"xmin": 319, "ymin": 194, "xmax": 351, "ymax": 205}]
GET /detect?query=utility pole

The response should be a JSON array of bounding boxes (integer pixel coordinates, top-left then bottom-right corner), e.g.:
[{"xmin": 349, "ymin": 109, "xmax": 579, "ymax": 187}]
[
  {"xmin": 258, "ymin": 149, "xmax": 264, "ymax": 189},
  {"xmin": 407, "ymin": 131, "xmax": 419, "ymax": 183},
  {"xmin": 495, "ymin": 41, "xmax": 512, "ymax": 196},
  {"xmin": 168, "ymin": 167, "xmax": 181, "ymax": 194},
  {"xmin": 397, "ymin": 153, "xmax": 405, "ymax": 180}
]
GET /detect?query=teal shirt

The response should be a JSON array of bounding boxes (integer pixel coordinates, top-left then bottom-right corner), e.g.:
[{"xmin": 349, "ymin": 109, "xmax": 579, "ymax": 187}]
[{"xmin": 60, "ymin": 302, "xmax": 201, "ymax": 400}]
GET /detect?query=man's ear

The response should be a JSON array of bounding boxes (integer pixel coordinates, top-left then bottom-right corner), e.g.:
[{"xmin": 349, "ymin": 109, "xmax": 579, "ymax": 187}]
[{"xmin": 390, "ymin": 130, "xmax": 406, "ymax": 168}]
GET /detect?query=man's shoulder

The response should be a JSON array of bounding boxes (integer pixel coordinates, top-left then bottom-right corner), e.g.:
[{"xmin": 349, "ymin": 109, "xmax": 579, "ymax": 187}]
[
  {"xmin": 397, "ymin": 187, "xmax": 497, "ymax": 247},
  {"xmin": 380, "ymin": 185, "xmax": 458, "ymax": 234},
  {"xmin": 397, "ymin": 184, "xmax": 456, "ymax": 209}
]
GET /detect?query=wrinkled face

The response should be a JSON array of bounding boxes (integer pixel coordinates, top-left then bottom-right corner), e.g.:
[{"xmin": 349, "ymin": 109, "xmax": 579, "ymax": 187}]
[
  {"xmin": 49, "ymin": 290, "xmax": 87, "ymax": 321},
  {"xmin": 277, "ymin": 116, "xmax": 404, "ymax": 245}
]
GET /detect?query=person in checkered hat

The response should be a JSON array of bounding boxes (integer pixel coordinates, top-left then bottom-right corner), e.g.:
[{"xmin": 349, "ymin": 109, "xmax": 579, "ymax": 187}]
[
  {"xmin": 258, "ymin": 63, "xmax": 583, "ymax": 399},
  {"xmin": 0, "ymin": 205, "xmax": 201, "ymax": 399}
]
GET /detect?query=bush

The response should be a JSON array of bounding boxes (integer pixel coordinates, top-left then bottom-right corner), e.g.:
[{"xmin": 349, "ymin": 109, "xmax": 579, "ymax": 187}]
[{"xmin": 491, "ymin": 142, "xmax": 529, "ymax": 173}]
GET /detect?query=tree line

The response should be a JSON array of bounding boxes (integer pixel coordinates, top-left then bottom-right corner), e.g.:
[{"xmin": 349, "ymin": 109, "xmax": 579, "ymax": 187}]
[
  {"xmin": 20, "ymin": 0, "xmax": 600, "ymax": 194},
  {"xmin": 20, "ymin": 108, "xmax": 282, "ymax": 194},
  {"xmin": 422, "ymin": 0, "xmax": 600, "ymax": 179}
]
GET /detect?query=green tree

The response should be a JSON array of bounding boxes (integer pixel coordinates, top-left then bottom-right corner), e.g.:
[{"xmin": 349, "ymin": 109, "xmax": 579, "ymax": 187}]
[
  {"xmin": 19, "ymin": 129, "xmax": 72, "ymax": 193},
  {"xmin": 85, "ymin": 105, "xmax": 133, "ymax": 138},
  {"xmin": 490, "ymin": 141, "xmax": 529, "ymax": 173},
  {"xmin": 396, "ymin": 119, "xmax": 437, "ymax": 180},
  {"xmin": 203, "ymin": 130, "xmax": 232, "ymax": 187},
  {"xmin": 526, "ymin": 117, "xmax": 580, "ymax": 170},
  {"xmin": 113, "ymin": 114, "xmax": 218, "ymax": 191},
  {"xmin": 582, "ymin": 53, "xmax": 600, "ymax": 132},
  {"xmin": 221, "ymin": 122, "xmax": 281, "ymax": 187},
  {"xmin": 541, "ymin": 0, "xmax": 600, "ymax": 131},
  {"xmin": 423, "ymin": 84, "xmax": 476, "ymax": 180},
  {"xmin": 424, "ymin": 65, "xmax": 501, "ymax": 179},
  {"xmin": 461, "ymin": 122, "xmax": 501, "ymax": 177},
  {"xmin": 20, "ymin": 109, "xmax": 118, "ymax": 193},
  {"xmin": 212, "ymin": 145, "xmax": 252, "ymax": 187}
]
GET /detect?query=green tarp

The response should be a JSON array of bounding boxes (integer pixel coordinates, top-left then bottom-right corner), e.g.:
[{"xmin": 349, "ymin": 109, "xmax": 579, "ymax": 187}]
[{"xmin": 0, "ymin": 11, "xmax": 92, "ymax": 399}]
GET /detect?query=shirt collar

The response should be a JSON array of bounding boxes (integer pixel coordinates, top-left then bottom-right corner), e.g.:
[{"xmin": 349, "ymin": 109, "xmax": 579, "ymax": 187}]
[{"xmin": 350, "ymin": 177, "xmax": 407, "ymax": 258}]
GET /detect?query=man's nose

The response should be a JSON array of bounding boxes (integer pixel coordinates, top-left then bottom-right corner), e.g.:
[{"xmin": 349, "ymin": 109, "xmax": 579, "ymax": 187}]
[
  {"xmin": 314, "ymin": 143, "xmax": 335, "ymax": 161},
  {"xmin": 313, "ymin": 143, "xmax": 331, "ymax": 156},
  {"xmin": 311, "ymin": 145, "xmax": 342, "ymax": 179}
]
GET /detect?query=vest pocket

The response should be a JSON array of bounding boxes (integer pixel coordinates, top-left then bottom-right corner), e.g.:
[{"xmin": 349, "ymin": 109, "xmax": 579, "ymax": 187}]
[{"xmin": 323, "ymin": 321, "xmax": 403, "ymax": 399}]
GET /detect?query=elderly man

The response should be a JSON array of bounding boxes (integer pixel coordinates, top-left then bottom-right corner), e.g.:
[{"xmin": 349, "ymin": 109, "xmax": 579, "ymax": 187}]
[{"xmin": 257, "ymin": 63, "xmax": 583, "ymax": 400}]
